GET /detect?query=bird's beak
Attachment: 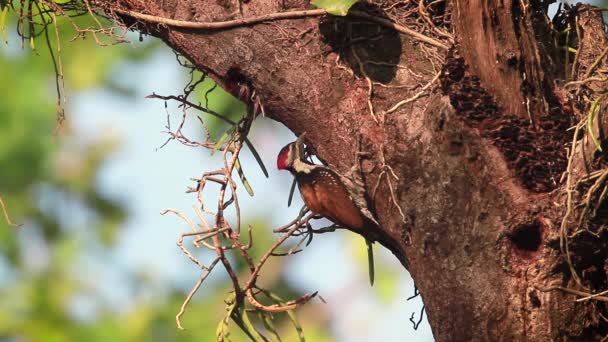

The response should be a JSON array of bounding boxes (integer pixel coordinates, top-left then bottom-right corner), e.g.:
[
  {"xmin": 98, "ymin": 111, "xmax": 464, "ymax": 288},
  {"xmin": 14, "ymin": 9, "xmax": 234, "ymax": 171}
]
[
  {"xmin": 237, "ymin": 83, "xmax": 250, "ymax": 102},
  {"xmin": 295, "ymin": 132, "xmax": 307, "ymax": 158}
]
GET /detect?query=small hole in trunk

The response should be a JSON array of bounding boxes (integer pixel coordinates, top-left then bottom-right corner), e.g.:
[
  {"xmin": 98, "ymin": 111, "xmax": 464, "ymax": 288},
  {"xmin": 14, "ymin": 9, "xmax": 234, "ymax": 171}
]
[{"xmin": 508, "ymin": 220, "xmax": 542, "ymax": 251}]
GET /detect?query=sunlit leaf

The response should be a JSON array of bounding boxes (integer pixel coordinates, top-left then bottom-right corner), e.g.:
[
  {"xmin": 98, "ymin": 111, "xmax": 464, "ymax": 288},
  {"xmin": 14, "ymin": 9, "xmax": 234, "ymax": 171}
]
[
  {"xmin": 213, "ymin": 126, "xmax": 234, "ymax": 156},
  {"xmin": 312, "ymin": 0, "xmax": 358, "ymax": 15},
  {"xmin": 245, "ymin": 139, "xmax": 269, "ymax": 178},
  {"xmin": 235, "ymin": 158, "xmax": 254, "ymax": 196},
  {"xmin": 366, "ymin": 239, "xmax": 375, "ymax": 286},
  {"xmin": 217, "ymin": 297, "xmax": 237, "ymax": 341},
  {"xmin": 259, "ymin": 311, "xmax": 281, "ymax": 342},
  {"xmin": 0, "ymin": 7, "xmax": 8, "ymax": 42},
  {"xmin": 237, "ymin": 308, "xmax": 267, "ymax": 342},
  {"xmin": 264, "ymin": 291, "xmax": 305, "ymax": 342}
]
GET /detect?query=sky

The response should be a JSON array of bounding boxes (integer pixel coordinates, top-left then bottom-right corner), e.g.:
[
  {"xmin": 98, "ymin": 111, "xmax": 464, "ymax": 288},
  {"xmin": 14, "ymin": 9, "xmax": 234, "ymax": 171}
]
[{"xmin": 65, "ymin": 44, "xmax": 434, "ymax": 341}]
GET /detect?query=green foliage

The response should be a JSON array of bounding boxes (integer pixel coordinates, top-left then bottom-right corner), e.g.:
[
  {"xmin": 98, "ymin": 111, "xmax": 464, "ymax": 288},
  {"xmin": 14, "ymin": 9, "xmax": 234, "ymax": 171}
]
[
  {"xmin": 312, "ymin": 0, "xmax": 359, "ymax": 16},
  {"xmin": 0, "ymin": 6, "xmax": 9, "ymax": 42},
  {"xmin": 263, "ymin": 291, "xmax": 306, "ymax": 341},
  {"xmin": 234, "ymin": 157, "xmax": 255, "ymax": 196},
  {"xmin": 0, "ymin": 3, "xmax": 163, "ymax": 341},
  {"xmin": 245, "ymin": 139, "xmax": 269, "ymax": 178},
  {"xmin": 192, "ymin": 73, "xmax": 246, "ymax": 136},
  {"xmin": 0, "ymin": 13, "xmax": 330, "ymax": 333},
  {"xmin": 0, "ymin": 0, "xmax": 11, "ymax": 11},
  {"xmin": 367, "ymin": 239, "xmax": 374, "ymax": 286},
  {"xmin": 186, "ymin": 74, "xmax": 268, "ymax": 179}
]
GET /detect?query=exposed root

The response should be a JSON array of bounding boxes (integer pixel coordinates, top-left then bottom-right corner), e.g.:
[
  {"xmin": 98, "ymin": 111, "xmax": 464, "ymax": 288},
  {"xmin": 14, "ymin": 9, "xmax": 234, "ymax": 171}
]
[
  {"xmin": 559, "ymin": 121, "xmax": 586, "ymax": 289},
  {"xmin": 372, "ymin": 149, "xmax": 407, "ymax": 225},
  {"xmin": 384, "ymin": 70, "xmax": 440, "ymax": 114},
  {"xmin": 111, "ymin": 6, "xmax": 448, "ymax": 49}
]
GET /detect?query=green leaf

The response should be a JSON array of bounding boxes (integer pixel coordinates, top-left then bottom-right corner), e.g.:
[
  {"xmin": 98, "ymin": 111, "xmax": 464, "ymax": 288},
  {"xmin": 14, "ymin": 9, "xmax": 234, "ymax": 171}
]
[
  {"xmin": 238, "ymin": 309, "xmax": 267, "ymax": 342},
  {"xmin": 588, "ymin": 95, "xmax": 604, "ymax": 152},
  {"xmin": 217, "ymin": 296, "xmax": 237, "ymax": 341},
  {"xmin": 366, "ymin": 239, "xmax": 375, "ymax": 286},
  {"xmin": 245, "ymin": 139, "xmax": 269, "ymax": 178},
  {"xmin": 287, "ymin": 178, "xmax": 297, "ymax": 207},
  {"xmin": 213, "ymin": 127, "xmax": 234, "ymax": 156},
  {"xmin": 285, "ymin": 309, "xmax": 305, "ymax": 342},
  {"xmin": 312, "ymin": 0, "xmax": 358, "ymax": 16},
  {"xmin": 264, "ymin": 292, "xmax": 305, "ymax": 342},
  {"xmin": 259, "ymin": 312, "xmax": 282, "ymax": 342},
  {"xmin": 235, "ymin": 158, "xmax": 254, "ymax": 196},
  {"xmin": 0, "ymin": 7, "xmax": 8, "ymax": 43}
]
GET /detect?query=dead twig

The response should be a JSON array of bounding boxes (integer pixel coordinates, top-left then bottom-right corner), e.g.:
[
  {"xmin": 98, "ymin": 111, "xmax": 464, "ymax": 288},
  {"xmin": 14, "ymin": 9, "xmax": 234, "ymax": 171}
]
[
  {"xmin": 0, "ymin": 194, "xmax": 21, "ymax": 227},
  {"xmin": 537, "ymin": 286, "xmax": 608, "ymax": 302},
  {"xmin": 176, "ymin": 257, "xmax": 221, "ymax": 329},
  {"xmin": 246, "ymin": 289, "xmax": 317, "ymax": 312}
]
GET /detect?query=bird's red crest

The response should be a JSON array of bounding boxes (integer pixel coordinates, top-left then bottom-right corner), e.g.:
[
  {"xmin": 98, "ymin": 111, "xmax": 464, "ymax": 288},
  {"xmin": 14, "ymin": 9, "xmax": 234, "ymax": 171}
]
[{"xmin": 277, "ymin": 143, "xmax": 292, "ymax": 170}]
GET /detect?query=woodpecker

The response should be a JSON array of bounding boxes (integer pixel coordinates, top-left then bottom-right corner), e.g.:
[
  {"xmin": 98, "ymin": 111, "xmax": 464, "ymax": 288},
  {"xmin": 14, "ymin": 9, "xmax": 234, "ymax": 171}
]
[
  {"xmin": 277, "ymin": 134, "xmax": 384, "ymax": 284},
  {"xmin": 225, "ymin": 68, "xmax": 252, "ymax": 104},
  {"xmin": 224, "ymin": 67, "xmax": 265, "ymax": 117}
]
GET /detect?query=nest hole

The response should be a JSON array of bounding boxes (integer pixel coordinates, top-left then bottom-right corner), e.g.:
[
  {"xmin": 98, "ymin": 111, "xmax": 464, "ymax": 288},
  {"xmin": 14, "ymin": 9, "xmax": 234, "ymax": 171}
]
[
  {"xmin": 318, "ymin": 3, "xmax": 402, "ymax": 84},
  {"xmin": 508, "ymin": 219, "xmax": 542, "ymax": 252}
]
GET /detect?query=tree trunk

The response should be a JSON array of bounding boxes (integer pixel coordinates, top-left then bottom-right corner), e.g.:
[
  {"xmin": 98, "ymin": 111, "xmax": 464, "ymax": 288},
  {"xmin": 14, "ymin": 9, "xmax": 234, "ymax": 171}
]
[{"xmin": 98, "ymin": 0, "xmax": 608, "ymax": 340}]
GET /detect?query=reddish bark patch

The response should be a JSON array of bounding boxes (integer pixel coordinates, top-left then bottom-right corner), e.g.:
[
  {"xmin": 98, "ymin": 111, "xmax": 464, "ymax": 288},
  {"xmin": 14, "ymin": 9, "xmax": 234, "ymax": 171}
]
[{"xmin": 440, "ymin": 49, "xmax": 572, "ymax": 192}]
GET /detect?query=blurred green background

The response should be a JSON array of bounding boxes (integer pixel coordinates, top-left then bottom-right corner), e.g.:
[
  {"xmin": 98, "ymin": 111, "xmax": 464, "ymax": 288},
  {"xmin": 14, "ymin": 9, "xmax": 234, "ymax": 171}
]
[{"xmin": 0, "ymin": 4, "xmax": 429, "ymax": 342}]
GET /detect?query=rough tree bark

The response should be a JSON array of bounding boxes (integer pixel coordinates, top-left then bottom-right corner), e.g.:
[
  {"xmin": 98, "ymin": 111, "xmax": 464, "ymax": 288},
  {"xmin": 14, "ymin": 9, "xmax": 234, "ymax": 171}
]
[{"xmin": 99, "ymin": 0, "xmax": 608, "ymax": 340}]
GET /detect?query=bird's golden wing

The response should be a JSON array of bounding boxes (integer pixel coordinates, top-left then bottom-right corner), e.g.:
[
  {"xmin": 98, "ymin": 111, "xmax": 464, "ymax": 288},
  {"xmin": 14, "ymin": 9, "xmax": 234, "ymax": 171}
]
[
  {"xmin": 308, "ymin": 168, "xmax": 364, "ymax": 231},
  {"xmin": 298, "ymin": 178, "xmax": 323, "ymax": 214}
]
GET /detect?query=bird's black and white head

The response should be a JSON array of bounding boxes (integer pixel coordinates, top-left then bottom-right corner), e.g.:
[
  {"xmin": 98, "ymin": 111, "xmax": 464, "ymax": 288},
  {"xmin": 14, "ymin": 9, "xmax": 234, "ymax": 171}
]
[{"xmin": 277, "ymin": 134, "xmax": 314, "ymax": 174}]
